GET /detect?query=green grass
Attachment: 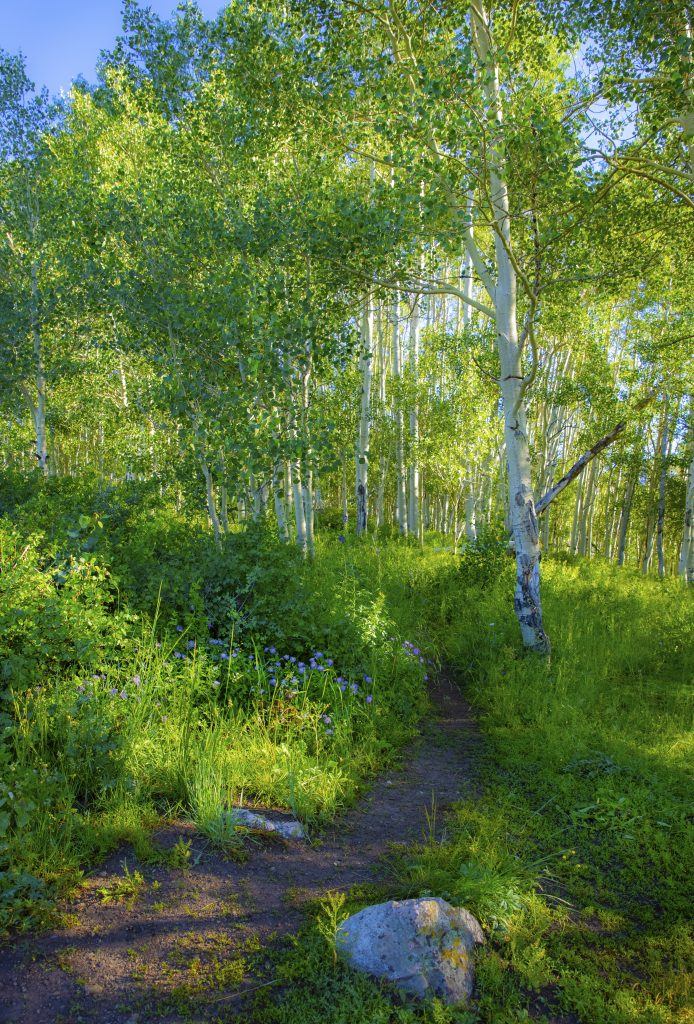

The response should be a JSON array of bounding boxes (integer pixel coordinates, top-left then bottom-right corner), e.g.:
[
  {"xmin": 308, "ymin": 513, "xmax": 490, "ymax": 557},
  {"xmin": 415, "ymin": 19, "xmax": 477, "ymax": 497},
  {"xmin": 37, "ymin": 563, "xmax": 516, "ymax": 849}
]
[
  {"xmin": 0, "ymin": 517, "xmax": 430, "ymax": 933},
  {"xmin": 386, "ymin": 553, "xmax": 694, "ymax": 1024},
  {"xmin": 241, "ymin": 551, "xmax": 692, "ymax": 1024},
  {"xmin": 1, "ymin": 485, "xmax": 692, "ymax": 1022}
]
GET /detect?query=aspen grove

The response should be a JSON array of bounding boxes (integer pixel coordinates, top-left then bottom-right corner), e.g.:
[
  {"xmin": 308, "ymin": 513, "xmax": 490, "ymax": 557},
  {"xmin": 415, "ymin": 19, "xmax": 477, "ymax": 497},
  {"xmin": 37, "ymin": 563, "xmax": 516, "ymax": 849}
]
[
  {"xmin": 0, "ymin": 2, "xmax": 692, "ymax": 643},
  {"xmin": 1, "ymin": 6, "xmax": 694, "ymax": 1022}
]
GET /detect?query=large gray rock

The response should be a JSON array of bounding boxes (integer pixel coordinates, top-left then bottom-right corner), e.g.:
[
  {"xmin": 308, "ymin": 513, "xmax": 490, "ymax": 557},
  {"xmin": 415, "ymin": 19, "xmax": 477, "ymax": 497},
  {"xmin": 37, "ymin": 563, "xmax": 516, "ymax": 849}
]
[{"xmin": 336, "ymin": 897, "xmax": 484, "ymax": 1004}]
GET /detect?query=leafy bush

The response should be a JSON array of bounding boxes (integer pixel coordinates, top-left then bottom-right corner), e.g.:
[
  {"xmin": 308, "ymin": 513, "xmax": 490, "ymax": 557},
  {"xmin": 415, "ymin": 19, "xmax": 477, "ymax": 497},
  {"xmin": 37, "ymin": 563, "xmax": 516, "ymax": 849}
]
[{"xmin": 0, "ymin": 519, "xmax": 132, "ymax": 688}]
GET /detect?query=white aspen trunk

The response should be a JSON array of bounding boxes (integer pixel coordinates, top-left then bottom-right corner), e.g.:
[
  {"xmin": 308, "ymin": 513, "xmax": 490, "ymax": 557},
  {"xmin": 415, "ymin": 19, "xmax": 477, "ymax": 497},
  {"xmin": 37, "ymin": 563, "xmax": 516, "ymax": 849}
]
[
  {"xmin": 642, "ymin": 522, "xmax": 655, "ymax": 575},
  {"xmin": 579, "ymin": 458, "xmax": 598, "ymax": 557},
  {"xmin": 250, "ymin": 472, "xmax": 261, "ymax": 521},
  {"xmin": 657, "ymin": 398, "xmax": 670, "ymax": 578},
  {"xmin": 356, "ymin": 297, "xmax": 373, "ymax": 536},
  {"xmin": 461, "ymin": 194, "xmax": 474, "ymax": 331},
  {"xmin": 471, "ymin": 0, "xmax": 549, "ymax": 651},
  {"xmin": 341, "ymin": 462, "xmax": 349, "ymax": 526},
  {"xmin": 273, "ymin": 461, "xmax": 289, "ymax": 543},
  {"xmin": 408, "ymin": 279, "xmax": 421, "ymax": 536},
  {"xmin": 642, "ymin": 411, "xmax": 666, "ymax": 574},
  {"xmin": 465, "ymin": 491, "xmax": 477, "ymax": 543},
  {"xmin": 617, "ymin": 475, "xmax": 637, "ymax": 566},
  {"xmin": 302, "ymin": 466, "xmax": 315, "ymax": 558},
  {"xmin": 201, "ymin": 459, "xmax": 222, "ymax": 548},
  {"xmin": 570, "ymin": 473, "xmax": 583, "ymax": 555},
  {"xmin": 220, "ymin": 485, "xmax": 229, "ymax": 534},
  {"xmin": 391, "ymin": 293, "xmax": 408, "ymax": 535},
  {"xmin": 285, "ymin": 462, "xmax": 293, "ymax": 516},
  {"xmin": 30, "ymin": 263, "xmax": 49, "ymax": 476},
  {"xmin": 375, "ymin": 301, "xmax": 388, "ymax": 531},
  {"xmin": 603, "ymin": 466, "xmax": 619, "ymax": 559},
  {"xmin": 679, "ymin": 401, "xmax": 694, "ymax": 582},
  {"xmin": 290, "ymin": 451, "xmax": 307, "ymax": 553},
  {"xmin": 376, "ymin": 454, "xmax": 387, "ymax": 530}
]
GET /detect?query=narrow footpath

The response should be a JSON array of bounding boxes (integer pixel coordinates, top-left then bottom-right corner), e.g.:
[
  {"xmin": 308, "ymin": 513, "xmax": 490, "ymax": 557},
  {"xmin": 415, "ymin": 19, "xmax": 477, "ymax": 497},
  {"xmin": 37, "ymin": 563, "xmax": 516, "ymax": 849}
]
[{"xmin": 0, "ymin": 672, "xmax": 482, "ymax": 1024}]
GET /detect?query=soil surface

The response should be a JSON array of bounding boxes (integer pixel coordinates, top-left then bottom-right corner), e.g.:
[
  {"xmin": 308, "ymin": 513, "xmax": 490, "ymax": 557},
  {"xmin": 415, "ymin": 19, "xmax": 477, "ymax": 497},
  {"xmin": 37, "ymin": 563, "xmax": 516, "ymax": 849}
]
[{"xmin": 0, "ymin": 672, "xmax": 483, "ymax": 1024}]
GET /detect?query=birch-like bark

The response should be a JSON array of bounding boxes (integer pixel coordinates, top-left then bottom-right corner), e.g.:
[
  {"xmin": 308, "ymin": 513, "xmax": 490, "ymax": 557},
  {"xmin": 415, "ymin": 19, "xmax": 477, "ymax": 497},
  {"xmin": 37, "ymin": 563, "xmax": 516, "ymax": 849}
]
[
  {"xmin": 578, "ymin": 458, "xmax": 598, "ymax": 557},
  {"xmin": 465, "ymin": 491, "xmax": 477, "ymax": 542},
  {"xmin": 201, "ymin": 459, "xmax": 222, "ymax": 547},
  {"xmin": 375, "ymin": 301, "xmax": 388, "ymax": 530},
  {"xmin": 273, "ymin": 461, "xmax": 289, "ymax": 543},
  {"xmin": 461, "ymin": 194, "xmax": 474, "ymax": 331},
  {"xmin": 471, "ymin": 0, "xmax": 549, "ymax": 651},
  {"xmin": 408, "ymin": 286, "xmax": 421, "ymax": 538},
  {"xmin": 341, "ymin": 462, "xmax": 349, "ymax": 526},
  {"xmin": 291, "ymin": 454, "xmax": 307, "ymax": 555},
  {"xmin": 356, "ymin": 297, "xmax": 373, "ymax": 536},
  {"xmin": 657, "ymin": 398, "xmax": 669, "ymax": 578},
  {"xmin": 678, "ymin": 401, "xmax": 694, "ymax": 583},
  {"xmin": 302, "ymin": 466, "xmax": 315, "ymax": 558},
  {"xmin": 617, "ymin": 474, "xmax": 637, "ymax": 566},
  {"xmin": 391, "ymin": 293, "xmax": 408, "ymax": 535},
  {"xmin": 30, "ymin": 262, "xmax": 49, "ymax": 475}
]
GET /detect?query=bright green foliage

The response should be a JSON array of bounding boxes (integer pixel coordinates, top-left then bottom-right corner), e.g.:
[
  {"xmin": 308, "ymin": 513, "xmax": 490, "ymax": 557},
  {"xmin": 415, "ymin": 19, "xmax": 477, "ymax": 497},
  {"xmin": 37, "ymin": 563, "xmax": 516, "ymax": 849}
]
[{"xmin": 0, "ymin": 487, "xmax": 431, "ymax": 933}]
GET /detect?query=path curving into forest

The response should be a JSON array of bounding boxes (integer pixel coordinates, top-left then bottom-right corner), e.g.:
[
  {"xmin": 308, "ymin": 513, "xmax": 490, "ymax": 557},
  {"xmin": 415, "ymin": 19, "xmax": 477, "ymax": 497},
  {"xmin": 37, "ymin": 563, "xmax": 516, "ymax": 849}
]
[{"xmin": 0, "ymin": 672, "xmax": 482, "ymax": 1024}]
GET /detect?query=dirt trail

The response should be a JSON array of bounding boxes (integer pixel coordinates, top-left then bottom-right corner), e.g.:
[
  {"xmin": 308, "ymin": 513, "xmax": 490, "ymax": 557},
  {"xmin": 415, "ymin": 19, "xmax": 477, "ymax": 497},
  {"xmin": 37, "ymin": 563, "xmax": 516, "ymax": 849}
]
[{"xmin": 0, "ymin": 672, "xmax": 482, "ymax": 1024}]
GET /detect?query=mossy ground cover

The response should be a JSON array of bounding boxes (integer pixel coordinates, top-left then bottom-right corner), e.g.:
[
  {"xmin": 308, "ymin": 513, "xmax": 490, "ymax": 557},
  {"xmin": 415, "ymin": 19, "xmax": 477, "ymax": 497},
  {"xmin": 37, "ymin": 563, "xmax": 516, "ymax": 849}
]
[{"xmin": 0, "ymin": 478, "xmax": 692, "ymax": 1022}]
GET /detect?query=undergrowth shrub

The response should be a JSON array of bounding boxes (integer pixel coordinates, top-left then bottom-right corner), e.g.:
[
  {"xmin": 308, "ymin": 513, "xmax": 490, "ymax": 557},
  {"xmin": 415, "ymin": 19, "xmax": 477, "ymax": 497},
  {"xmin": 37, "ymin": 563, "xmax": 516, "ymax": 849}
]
[{"xmin": 0, "ymin": 481, "xmax": 435, "ymax": 933}]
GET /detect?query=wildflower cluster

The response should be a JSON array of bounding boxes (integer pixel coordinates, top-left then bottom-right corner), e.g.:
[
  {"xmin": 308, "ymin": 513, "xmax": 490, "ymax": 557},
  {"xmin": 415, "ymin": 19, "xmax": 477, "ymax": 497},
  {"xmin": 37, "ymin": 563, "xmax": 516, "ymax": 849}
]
[
  {"xmin": 402, "ymin": 639, "xmax": 434, "ymax": 682},
  {"xmin": 248, "ymin": 647, "xmax": 377, "ymax": 742}
]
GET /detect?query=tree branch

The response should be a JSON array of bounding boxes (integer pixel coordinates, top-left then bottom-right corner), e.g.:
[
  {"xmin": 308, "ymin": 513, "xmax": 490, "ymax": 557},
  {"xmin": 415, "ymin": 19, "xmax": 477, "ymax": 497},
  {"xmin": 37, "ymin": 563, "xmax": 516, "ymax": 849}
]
[{"xmin": 536, "ymin": 391, "xmax": 657, "ymax": 515}]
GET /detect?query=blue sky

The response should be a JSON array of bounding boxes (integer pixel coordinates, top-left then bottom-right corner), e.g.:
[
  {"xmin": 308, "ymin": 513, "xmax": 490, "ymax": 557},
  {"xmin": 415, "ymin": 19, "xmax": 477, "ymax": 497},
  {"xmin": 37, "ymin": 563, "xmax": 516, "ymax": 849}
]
[{"xmin": 1, "ymin": 1, "xmax": 224, "ymax": 96}]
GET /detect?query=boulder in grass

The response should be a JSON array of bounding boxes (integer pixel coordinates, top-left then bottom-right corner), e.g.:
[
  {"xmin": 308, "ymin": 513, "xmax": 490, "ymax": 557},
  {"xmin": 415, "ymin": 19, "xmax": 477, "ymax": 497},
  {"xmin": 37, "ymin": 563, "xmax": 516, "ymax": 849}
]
[{"xmin": 336, "ymin": 897, "xmax": 484, "ymax": 1004}]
